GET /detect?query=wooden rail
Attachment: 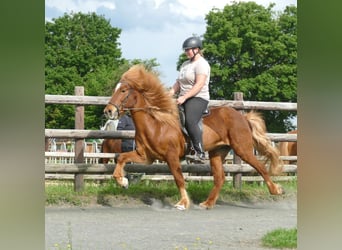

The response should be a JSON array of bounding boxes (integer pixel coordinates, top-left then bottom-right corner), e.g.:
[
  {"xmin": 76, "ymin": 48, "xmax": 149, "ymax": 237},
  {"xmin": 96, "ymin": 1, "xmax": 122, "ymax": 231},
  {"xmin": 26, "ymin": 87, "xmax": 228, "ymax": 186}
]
[
  {"xmin": 44, "ymin": 129, "xmax": 297, "ymax": 142},
  {"xmin": 45, "ymin": 94, "xmax": 297, "ymax": 110},
  {"xmin": 45, "ymin": 87, "xmax": 297, "ymax": 191},
  {"xmin": 45, "ymin": 163, "xmax": 297, "ymax": 174}
]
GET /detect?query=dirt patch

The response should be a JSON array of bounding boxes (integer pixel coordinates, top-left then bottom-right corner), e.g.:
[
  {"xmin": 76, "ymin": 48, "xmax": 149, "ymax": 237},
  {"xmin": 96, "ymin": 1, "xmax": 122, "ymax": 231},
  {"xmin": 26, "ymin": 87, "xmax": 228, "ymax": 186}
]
[
  {"xmin": 96, "ymin": 194, "xmax": 148, "ymax": 207},
  {"xmin": 47, "ymin": 191, "xmax": 297, "ymax": 211}
]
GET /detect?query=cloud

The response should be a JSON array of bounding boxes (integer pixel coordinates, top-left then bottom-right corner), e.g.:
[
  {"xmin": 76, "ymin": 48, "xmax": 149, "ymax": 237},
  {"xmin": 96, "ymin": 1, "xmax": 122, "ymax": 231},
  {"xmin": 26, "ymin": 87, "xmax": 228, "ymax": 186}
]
[
  {"xmin": 104, "ymin": 0, "xmax": 185, "ymax": 31},
  {"xmin": 170, "ymin": 0, "xmax": 232, "ymax": 20},
  {"xmin": 45, "ymin": 0, "xmax": 115, "ymax": 13}
]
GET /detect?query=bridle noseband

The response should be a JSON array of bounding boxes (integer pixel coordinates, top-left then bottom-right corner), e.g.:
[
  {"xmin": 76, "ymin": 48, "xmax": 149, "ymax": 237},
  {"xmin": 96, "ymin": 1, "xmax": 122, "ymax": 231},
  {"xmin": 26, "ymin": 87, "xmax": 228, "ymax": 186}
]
[{"xmin": 108, "ymin": 85, "xmax": 134, "ymax": 114}]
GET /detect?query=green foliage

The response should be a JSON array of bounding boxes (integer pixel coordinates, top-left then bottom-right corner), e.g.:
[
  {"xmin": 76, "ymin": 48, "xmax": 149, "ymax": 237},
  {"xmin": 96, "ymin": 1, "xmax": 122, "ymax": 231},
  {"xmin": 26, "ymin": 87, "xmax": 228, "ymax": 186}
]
[
  {"xmin": 203, "ymin": 2, "xmax": 297, "ymax": 131},
  {"xmin": 45, "ymin": 12, "xmax": 124, "ymax": 129},
  {"xmin": 45, "ymin": 179, "xmax": 297, "ymax": 206},
  {"xmin": 262, "ymin": 227, "xmax": 297, "ymax": 248},
  {"xmin": 45, "ymin": 12, "xmax": 124, "ymax": 96},
  {"xmin": 45, "ymin": 12, "xmax": 160, "ymax": 130},
  {"xmin": 45, "ymin": 182, "xmax": 86, "ymax": 206}
]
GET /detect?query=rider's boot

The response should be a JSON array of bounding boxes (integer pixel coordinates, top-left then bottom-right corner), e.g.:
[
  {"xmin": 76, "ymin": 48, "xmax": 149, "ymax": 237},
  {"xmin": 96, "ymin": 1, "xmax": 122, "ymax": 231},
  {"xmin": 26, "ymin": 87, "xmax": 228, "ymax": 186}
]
[
  {"xmin": 194, "ymin": 143, "xmax": 206, "ymax": 160},
  {"xmin": 186, "ymin": 143, "xmax": 206, "ymax": 163}
]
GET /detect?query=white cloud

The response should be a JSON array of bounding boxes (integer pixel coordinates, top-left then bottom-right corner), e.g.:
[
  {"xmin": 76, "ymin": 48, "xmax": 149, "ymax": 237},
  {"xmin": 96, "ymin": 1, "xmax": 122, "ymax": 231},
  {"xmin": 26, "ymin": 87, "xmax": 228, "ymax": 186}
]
[
  {"xmin": 45, "ymin": 0, "xmax": 115, "ymax": 13},
  {"xmin": 170, "ymin": 0, "xmax": 233, "ymax": 20}
]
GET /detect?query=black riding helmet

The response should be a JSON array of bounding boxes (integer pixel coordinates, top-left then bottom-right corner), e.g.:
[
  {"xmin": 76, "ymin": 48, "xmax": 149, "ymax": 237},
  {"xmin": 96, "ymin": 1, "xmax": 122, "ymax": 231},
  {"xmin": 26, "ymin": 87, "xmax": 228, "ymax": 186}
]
[{"xmin": 182, "ymin": 36, "xmax": 202, "ymax": 50}]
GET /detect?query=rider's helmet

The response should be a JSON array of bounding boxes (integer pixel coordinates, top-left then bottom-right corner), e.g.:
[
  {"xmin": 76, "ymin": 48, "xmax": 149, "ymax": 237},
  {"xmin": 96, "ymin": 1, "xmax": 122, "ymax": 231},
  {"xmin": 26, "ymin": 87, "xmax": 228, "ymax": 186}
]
[{"xmin": 182, "ymin": 36, "xmax": 202, "ymax": 50}]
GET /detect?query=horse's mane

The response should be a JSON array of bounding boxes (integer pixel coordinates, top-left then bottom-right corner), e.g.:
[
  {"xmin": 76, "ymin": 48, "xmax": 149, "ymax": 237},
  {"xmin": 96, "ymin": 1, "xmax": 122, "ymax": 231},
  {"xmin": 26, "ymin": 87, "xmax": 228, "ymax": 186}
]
[{"xmin": 121, "ymin": 64, "xmax": 180, "ymax": 127}]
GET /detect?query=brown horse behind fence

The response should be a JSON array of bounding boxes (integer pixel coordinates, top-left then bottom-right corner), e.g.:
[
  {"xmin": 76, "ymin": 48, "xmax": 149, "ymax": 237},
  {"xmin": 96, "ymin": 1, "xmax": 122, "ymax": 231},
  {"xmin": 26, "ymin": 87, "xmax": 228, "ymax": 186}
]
[
  {"xmin": 279, "ymin": 130, "xmax": 297, "ymax": 164},
  {"xmin": 99, "ymin": 139, "xmax": 122, "ymax": 164},
  {"xmin": 103, "ymin": 65, "xmax": 284, "ymax": 210}
]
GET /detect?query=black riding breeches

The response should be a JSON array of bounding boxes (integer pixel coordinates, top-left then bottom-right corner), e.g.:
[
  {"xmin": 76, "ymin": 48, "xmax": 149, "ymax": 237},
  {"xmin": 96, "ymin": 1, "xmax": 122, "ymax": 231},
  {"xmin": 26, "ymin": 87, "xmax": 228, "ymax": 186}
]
[{"xmin": 182, "ymin": 97, "xmax": 209, "ymax": 148}]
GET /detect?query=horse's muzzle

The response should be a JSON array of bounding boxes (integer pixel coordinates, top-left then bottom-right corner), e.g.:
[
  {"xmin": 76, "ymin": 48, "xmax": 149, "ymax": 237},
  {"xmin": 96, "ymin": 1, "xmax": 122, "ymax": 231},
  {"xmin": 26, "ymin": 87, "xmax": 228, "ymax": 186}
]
[{"xmin": 103, "ymin": 104, "xmax": 119, "ymax": 120}]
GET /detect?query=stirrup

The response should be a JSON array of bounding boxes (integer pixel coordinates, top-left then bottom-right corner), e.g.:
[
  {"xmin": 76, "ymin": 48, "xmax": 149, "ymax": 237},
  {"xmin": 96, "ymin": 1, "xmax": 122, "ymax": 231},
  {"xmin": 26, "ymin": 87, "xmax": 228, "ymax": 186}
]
[{"xmin": 185, "ymin": 152, "xmax": 206, "ymax": 164}]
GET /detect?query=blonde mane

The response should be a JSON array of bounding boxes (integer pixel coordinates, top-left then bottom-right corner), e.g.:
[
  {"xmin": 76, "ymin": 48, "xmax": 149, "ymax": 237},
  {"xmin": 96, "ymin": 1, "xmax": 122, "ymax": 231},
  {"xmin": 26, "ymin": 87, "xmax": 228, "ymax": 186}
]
[{"xmin": 120, "ymin": 64, "xmax": 180, "ymax": 127}]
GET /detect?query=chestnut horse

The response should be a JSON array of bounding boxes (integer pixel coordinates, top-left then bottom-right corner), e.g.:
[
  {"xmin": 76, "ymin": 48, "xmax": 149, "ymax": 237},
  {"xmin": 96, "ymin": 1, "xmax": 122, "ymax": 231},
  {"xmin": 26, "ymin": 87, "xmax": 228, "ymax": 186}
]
[
  {"xmin": 104, "ymin": 65, "xmax": 284, "ymax": 210},
  {"xmin": 279, "ymin": 130, "xmax": 297, "ymax": 164},
  {"xmin": 99, "ymin": 139, "xmax": 122, "ymax": 164}
]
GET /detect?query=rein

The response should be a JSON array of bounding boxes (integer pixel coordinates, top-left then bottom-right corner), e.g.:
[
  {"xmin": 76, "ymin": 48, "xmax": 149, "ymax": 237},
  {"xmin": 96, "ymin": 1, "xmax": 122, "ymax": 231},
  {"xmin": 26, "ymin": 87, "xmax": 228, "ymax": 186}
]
[{"xmin": 122, "ymin": 105, "xmax": 173, "ymax": 115}]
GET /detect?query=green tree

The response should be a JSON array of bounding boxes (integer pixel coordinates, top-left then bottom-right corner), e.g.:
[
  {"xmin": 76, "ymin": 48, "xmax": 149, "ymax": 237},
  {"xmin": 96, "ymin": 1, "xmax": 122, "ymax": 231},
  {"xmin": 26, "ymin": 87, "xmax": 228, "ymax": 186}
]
[
  {"xmin": 202, "ymin": 2, "xmax": 297, "ymax": 132},
  {"xmin": 45, "ymin": 12, "xmax": 124, "ymax": 129},
  {"xmin": 45, "ymin": 12, "xmax": 162, "ymax": 130}
]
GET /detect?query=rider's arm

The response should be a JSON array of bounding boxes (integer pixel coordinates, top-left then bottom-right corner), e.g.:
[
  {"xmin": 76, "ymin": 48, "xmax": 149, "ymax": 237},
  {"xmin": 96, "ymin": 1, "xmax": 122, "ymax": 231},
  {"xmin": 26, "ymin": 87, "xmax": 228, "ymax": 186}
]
[{"xmin": 169, "ymin": 81, "xmax": 180, "ymax": 96}]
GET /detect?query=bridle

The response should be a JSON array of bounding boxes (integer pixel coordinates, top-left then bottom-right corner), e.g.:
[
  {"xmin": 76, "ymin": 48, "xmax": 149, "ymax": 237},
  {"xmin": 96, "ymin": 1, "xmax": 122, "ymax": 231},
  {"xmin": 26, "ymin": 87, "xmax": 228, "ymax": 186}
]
[{"xmin": 108, "ymin": 84, "xmax": 133, "ymax": 114}]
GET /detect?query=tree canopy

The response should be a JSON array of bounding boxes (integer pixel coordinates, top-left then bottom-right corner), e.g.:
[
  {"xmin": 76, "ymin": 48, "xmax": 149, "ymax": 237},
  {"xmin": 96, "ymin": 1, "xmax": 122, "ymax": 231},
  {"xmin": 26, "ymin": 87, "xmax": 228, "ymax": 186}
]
[
  {"xmin": 45, "ymin": 12, "xmax": 159, "ymax": 130},
  {"xmin": 202, "ymin": 2, "xmax": 297, "ymax": 131}
]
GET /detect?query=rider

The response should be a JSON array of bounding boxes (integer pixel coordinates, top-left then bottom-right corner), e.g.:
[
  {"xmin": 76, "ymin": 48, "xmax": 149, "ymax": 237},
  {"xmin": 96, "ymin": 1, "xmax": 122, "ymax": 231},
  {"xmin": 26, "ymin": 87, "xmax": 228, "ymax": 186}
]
[
  {"xmin": 117, "ymin": 113, "xmax": 135, "ymax": 152},
  {"xmin": 169, "ymin": 36, "xmax": 211, "ymax": 162}
]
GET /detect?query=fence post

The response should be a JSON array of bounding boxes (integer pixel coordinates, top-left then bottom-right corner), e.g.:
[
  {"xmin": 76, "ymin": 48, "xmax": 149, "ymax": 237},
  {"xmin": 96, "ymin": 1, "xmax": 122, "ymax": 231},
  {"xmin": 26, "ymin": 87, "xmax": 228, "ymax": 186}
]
[
  {"xmin": 45, "ymin": 137, "xmax": 49, "ymax": 151},
  {"xmin": 233, "ymin": 92, "xmax": 243, "ymax": 189},
  {"xmin": 74, "ymin": 86, "xmax": 84, "ymax": 191}
]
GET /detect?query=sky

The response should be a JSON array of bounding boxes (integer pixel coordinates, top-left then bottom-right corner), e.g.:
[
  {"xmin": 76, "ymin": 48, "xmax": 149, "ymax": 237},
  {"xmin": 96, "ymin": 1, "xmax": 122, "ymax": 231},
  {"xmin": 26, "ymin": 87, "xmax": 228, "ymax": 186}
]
[{"xmin": 45, "ymin": 0, "xmax": 297, "ymax": 87}]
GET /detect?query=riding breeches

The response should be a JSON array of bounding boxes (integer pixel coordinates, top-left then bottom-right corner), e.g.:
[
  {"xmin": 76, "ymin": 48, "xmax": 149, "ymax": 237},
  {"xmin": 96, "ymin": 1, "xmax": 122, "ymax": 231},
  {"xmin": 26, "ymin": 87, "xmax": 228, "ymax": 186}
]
[{"xmin": 182, "ymin": 97, "xmax": 209, "ymax": 148}]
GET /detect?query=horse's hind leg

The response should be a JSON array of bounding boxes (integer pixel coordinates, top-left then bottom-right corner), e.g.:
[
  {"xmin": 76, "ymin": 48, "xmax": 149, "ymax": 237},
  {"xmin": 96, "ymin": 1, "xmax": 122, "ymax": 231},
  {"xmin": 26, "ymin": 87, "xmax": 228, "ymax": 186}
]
[
  {"xmin": 199, "ymin": 147, "xmax": 228, "ymax": 209},
  {"xmin": 233, "ymin": 144, "xmax": 283, "ymax": 195}
]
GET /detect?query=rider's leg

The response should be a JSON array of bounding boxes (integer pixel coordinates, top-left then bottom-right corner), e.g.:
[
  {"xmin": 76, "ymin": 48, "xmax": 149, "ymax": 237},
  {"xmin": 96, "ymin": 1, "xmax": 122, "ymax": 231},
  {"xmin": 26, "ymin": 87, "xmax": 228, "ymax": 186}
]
[{"xmin": 183, "ymin": 97, "xmax": 208, "ymax": 160}]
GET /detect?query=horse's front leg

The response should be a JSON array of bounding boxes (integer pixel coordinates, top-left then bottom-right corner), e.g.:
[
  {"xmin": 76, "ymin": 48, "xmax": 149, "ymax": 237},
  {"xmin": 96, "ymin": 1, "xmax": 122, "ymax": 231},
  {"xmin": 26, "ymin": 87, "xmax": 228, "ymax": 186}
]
[
  {"xmin": 113, "ymin": 151, "xmax": 146, "ymax": 188},
  {"xmin": 166, "ymin": 158, "xmax": 190, "ymax": 210}
]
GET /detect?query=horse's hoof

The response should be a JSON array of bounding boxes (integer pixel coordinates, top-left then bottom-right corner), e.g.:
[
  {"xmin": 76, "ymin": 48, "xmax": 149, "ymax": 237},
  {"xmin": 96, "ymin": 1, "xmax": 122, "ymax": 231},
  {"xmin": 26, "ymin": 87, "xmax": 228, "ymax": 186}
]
[
  {"xmin": 198, "ymin": 204, "xmax": 208, "ymax": 210},
  {"xmin": 115, "ymin": 177, "xmax": 129, "ymax": 189},
  {"xmin": 275, "ymin": 184, "xmax": 285, "ymax": 195},
  {"xmin": 174, "ymin": 204, "xmax": 186, "ymax": 211},
  {"xmin": 199, "ymin": 202, "xmax": 213, "ymax": 210},
  {"xmin": 199, "ymin": 203, "xmax": 209, "ymax": 210},
  {"xmin": 121, "ymin": 177, "xmax": 129, "ymax": 189},
  {"xmin": 271, "ymin": 184, "xmax": 285, "ymax": 195}
]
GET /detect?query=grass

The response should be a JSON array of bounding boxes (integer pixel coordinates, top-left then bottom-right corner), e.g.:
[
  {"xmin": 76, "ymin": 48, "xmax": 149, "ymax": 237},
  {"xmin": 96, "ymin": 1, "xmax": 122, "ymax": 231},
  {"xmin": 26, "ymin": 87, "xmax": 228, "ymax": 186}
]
[
  {"xmin": 262, "ymin": 227, "xmax": 297, "ymax": 249},
  {"xmin": 45, "ymin": 177, "xmax": 297, "ymax": 206}
]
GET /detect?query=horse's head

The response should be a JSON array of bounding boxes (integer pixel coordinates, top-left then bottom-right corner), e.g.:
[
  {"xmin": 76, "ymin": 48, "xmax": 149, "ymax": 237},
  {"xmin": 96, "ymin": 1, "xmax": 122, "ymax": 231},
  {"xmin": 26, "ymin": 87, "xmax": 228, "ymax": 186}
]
[{"xmin": 104, "ymin": 81, "xmax": 138, "ymax": 120}]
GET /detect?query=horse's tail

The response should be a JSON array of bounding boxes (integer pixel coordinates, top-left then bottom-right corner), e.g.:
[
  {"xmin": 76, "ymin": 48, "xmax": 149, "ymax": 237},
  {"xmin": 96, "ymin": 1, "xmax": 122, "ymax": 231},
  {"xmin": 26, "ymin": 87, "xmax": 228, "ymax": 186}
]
[{"xmin": 244, "ymin": 111, "xmax": 283, "ymax": 175}]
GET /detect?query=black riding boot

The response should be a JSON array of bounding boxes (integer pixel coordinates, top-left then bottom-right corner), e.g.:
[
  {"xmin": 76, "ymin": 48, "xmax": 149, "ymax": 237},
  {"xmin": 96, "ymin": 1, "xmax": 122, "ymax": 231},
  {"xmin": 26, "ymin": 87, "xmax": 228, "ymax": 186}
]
[
  {"xmin": 185, "ymin": 142, "xmax": 206, "ymax": 163},
  {"xmin": 193, "ymin": 142, "xmax": 206, "ymax": 160}
]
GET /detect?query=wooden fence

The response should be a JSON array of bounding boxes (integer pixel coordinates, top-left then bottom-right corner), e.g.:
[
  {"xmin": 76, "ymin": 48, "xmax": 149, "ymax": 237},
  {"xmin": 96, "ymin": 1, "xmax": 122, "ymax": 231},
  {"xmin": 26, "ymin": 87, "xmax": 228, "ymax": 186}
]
[{"xmin": 45, "ymin": 86, "xmax": 297, "ymax": 191}]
